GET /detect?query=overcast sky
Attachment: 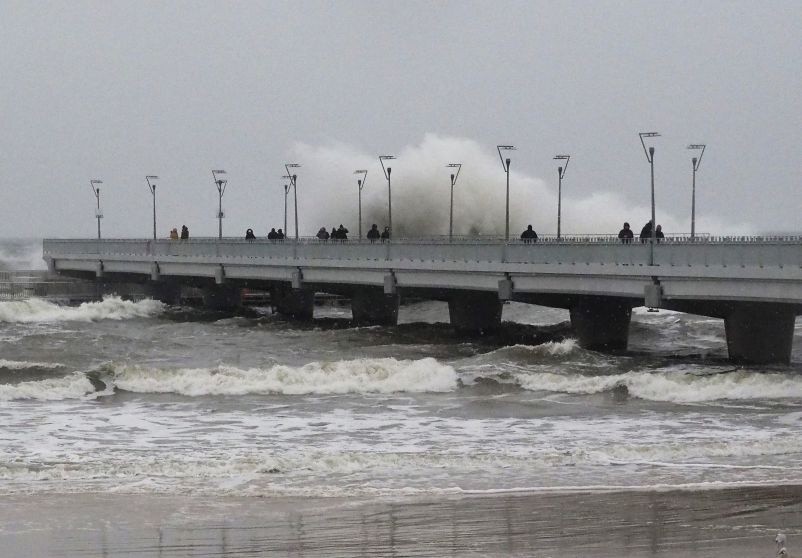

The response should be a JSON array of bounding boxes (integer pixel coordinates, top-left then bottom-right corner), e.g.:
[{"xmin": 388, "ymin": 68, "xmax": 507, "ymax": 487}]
[{"xmin": 1, "ymin": 0, "xmax": 800, "ymax": 239}]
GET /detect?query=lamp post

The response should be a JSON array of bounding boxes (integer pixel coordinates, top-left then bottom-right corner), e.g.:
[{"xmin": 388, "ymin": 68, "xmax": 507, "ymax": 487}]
[
  {"xmin": 89, "ymin": 179, "xmax": 103, "ymax": 239},
  {"xmin": 282, "ymin": 182, "xmax": 290, "ymax": 234},
  {"xmin": 497, "ymin": 145, "xmax": 516, "ymax": 240},
  {"xmin": 285, "ymin": 164, "xmax": 300, "ymax": 241},
  {"xmin": 687, "ymin": 144, "xmax": 706, "ymax": 240},
  {"xmin": 145, "ymin": 175, "xmax": 159, "ymax": 240},
  {"xmin": 212, "ymin": 169, "xmax": 227, "ymax": 240},
  {"xmin": 446, "ymin": 163, "xmax": 462, "ymax": 242},
  {"xmin": 354, "ymin": 170, "xmax": 368, "ymax": 239},
  {"xmin": 379, "ymin": 155, "xmax": 396, "ymax": 235},
  {"xmin": 638, "ymin": 132, "xmax": 661, "ymax": 264},
  {"xmin": 553, "ymin": 155, "xmax": 570, "ymax": 239}
]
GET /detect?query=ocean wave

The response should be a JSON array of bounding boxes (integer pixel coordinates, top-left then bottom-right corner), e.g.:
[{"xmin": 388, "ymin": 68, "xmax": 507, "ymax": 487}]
[
  {"xmin": 0, "ymin": 372, "xmax": 95, "ymax": 401},
  {"xmin": 0, "ymin": 359, "xmax": 65, "ymax": 370},
  {"xmin": 0, "ymin": 296, "xmax": 164, "ymax": 323},
  {"xmin": 513, "ymin": 369, "xmax": 802, "ymax": 403},
  {"xmin": 110, "ymin": 357, "xmax": 458, "ymax": 396}
]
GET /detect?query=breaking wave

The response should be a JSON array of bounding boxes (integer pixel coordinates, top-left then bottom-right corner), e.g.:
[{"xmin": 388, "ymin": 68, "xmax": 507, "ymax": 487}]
[
  {"xmin": 0, "ymin": 358, "xmax": 458, "ymax": 400},
  {"xmin": 0, "ymin": 372, "xmax": 95, "ymax": 401},
  {"xmin": 0, "ymin": 359, "xmax": 65, "ymax": 370},
  {"xmin": 109, "ymin": 358, "xmax": 458, "ymax": 396},
  {"xmin": 514, "ymin": 369, "xmax": 802, "ymax": 403},
  {"xmin": 0, "ymin": 296, "xmax": 164, "ymax": 323}
]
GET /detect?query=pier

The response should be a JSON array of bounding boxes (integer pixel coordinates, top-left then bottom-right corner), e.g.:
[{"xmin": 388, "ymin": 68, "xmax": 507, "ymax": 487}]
[{"xmin": 43, "ymin": 235, "xmax": 802, "ymax": 364}]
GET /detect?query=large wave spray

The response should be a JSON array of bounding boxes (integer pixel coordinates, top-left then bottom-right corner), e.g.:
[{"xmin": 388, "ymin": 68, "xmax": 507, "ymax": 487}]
[
  {"xmin": 0, "ymin": 296, "xmax": 164, "ymax": 323},
  {"xmin": 289, "ymin": 134, "xmax": 752, "ymax": 237}
]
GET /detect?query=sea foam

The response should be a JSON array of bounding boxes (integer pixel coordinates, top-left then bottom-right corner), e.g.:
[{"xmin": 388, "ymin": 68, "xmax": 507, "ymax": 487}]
[
  {"xmin": 0, "ymin": 296, "xmax": 163, "ymax": 323},
  {"xmin": 0, "ymin": 372, "xmax": 95, "ymax": 401}
]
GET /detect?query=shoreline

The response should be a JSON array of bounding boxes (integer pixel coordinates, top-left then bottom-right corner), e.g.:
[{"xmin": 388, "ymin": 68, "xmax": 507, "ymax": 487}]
[{"xmin": 1, "ymin": 485, "xmax": 800, "ymax": 557}]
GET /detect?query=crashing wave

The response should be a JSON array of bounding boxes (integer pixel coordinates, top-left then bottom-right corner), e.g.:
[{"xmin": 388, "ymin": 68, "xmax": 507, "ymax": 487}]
[
  {"xmin": 0, "ymin": 296, "xmax": 164, "ymax": 323},
  {"xmin": 0, "ymin": 372, "xmax": 96, "ymax": 401},
  {"xmin": 514, "ymin": 369, "xmax": 802, "ymax": 403}
]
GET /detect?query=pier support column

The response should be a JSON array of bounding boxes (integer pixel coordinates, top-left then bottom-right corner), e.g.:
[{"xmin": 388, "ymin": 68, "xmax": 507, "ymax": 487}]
[
  {"xmin": 144, "ymin": 280, "xmax": 181, "ymax": 305},
  {"xmin": 351, "ymin": 288, "xmax": 400, "ymax": 326},
  {"xmin": 271, "ymin": 285, "xmax": 314, "ymax": 321},
  {"xmin": 202, "ymin": 284, "xmax": 242, "ymax": 311},
  {"xmin": 569, "ymin": 296, "xmax": 632, "ymax": 351},
  {"xmin": 724, "ymin": 304, "xmax": 796, "ymax": 364},
  {"xmin": 448, "ymin": 292, "xmax": 502, "ymax": 335}
]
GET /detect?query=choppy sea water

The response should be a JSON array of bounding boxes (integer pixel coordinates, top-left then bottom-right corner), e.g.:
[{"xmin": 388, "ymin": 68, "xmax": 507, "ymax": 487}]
[{"xmin": 1, "ymin": 240, "xmax": 801, "ymax": 500}]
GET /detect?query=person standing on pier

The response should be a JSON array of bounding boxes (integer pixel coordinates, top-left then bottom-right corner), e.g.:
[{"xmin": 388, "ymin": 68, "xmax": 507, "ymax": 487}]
[{"xmin": 618, "ymin": 222, "xmax": 634, "ymax": 244}]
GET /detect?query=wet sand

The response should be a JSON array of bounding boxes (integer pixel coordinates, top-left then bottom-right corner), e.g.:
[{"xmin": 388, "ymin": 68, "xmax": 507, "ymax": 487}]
[{"xmin": 1, "ymin": 486, "xmax": 800, "ymax": 557}]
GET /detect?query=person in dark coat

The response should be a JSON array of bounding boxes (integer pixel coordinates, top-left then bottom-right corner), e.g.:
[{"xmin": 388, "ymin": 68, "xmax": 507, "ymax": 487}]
[
  {"xmin": 180, "ymin": 225, "xmax": 189, "ymax": 240},
  {"xmin": 316, "ymin": 227, "xmax": 329, "ymax": 240},
  {"xmin": 337, "ymin": 224, "xmax": 349, "ymax": 240},
  {"xmin": 245, "ymin": 228, "xmax": 255, "ymax": 241},
  {"xmin": 639, "ymin": 220, "xmax": 653, "ymax": 243},
  {"xmin": 655, "ymin": 224, "xmax": 665, "ymax": 243},
  {"xmin": 276, "ymin": 228, "xmax": 285, "ymax": 240},
  {"xmin": 330, "ymin": 226, "xmax": 338, "ymax": 240},
  {"xmin": 618, "ymin": 222, "xmax": 634, "ymax": 244},
  {"xmin": 380, "ymin": 227, "xmax": 390, "ymax": 242},
  {"xmin": 267, "ymin": 228, "xmax": 277, "ymax": 240},
  {"xmin": 366, "ymin": 224, "xmax": 380, "ymax": 243},
  {"xmin": 520, "ymin": 225, "xmax": 538, "ymax": 243}
]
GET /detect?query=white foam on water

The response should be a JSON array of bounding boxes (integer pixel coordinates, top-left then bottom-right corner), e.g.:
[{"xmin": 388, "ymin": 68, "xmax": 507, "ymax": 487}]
[
  {"xmin": 0, "ymin": 296, "xmax": 164, "ymax": 323},
  {"xmin": 110, "ymin": 357, "xmax": 458, "ymax": 396},
  {"xmin": 0, "ymin": 372, "xmax": 95, "ymax": 401},
  {"xmin": 0, "ymin": 359, "xmax": 65, "ymax": 370},
  {"xmin": 514, "ymin": 369, "xmax": 802, "ymax": 403}
]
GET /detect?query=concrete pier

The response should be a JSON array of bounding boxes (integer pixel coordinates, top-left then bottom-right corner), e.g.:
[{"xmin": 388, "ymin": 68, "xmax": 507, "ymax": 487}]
[
  {"xmin": 448, "ymin": 292, "xmax": 503, "ymax": 335},
  {"xmin": 144, "ymin": 279, "xmax": 181, "ymax": 305},
  {"xmin": 351, "ymin": 289, "xmax": 400, "ymax": 326},
  {"xmin": 569, "ymin": 296, "xmax": 632, "ymax": 351},
  {"xmin": 271, "ymin": 285, "xmax": 314, "ymax": 320},
  {"xmin": 202, "ymin": 285, "xmax": 241, "ymax": 311},
  {"xmin": 724, "ymin": 303, "xmax": 796, "ymax": 364}
]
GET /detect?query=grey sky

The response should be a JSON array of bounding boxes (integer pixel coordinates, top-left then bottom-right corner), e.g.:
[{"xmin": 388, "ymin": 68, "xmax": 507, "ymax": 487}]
[{"xmin": 1, "ymin": 0, "xmax": 800, "ymax": 238}]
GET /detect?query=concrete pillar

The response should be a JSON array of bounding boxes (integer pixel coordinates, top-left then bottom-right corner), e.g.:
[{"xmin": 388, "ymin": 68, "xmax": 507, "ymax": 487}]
[
  {"xmin": 351, "ymin": 288, "xmax": 400, "ymax": 326},
  {"xmin": 569, "ymin": 296, "xmax": 632, "ymax": 351},
  {"xmin": 144, "ymin": 279, "xmax": 182, "ymax": 305},
  {"xmin": 271, "ymin": 285, "xmax": 314, "ymax": 321},
  {"xmin": 724, "ymin": 304, "xmax": 796, "ymax": 364},
  {"xmin": 202, "ymin": 284, "xmax": 242, "ymax": 311},
  {"xmin": 448, "ymin": 291, "xmax": 502, "ymax": 335}
]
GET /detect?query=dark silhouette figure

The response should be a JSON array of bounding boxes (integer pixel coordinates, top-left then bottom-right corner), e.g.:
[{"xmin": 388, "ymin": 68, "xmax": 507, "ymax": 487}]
[
  {"xmin": 267, "ymin": 228, "xmax": 277, "ymax": 240},
  {"xmin": 380, "ymin": 227, "xmax": 390, "ymax": 242},
  {"xmin": 655, "ymin": 224, "xmax": 665, "ymax": 243},
  {"xmin": 317, "ymin": 227, "xmax": 329, "ymax": 240},
  {"xmin": 330, "ymin": 226, "xmax": 338, "ymax": 240},
  {"xmin": 618, "ymin": 222, "xmax": 634, "ymax": 244},
  {"xmin": 520, "ymin": 225, "xmax": 538, "ymax": 243},
  {"xmin": 180, "ymin": 225, "xmax": 189, "ymax": 240},
  {"xmin": 639, "ymin": 220, "xmax": 653, "ymax": 243},
  {"xmin": 245, "ymin": 228, "xmax": 255, "ymax": 241},
  {"xmin": 367, "ymin": 224, "xmax": 380, "ymax": 243},
  {"xmin": 276, "ymin": 228, "xmax": 285, "ymax": 240},
  {"xmin": 337, "ymin": 224, "xmax": 349, "ymax": 240}
]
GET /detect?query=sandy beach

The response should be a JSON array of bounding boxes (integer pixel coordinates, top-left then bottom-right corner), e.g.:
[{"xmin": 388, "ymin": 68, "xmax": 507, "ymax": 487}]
[{"xmin": 1, "ymin": 485, "xmax": 800, "ymax": 557}]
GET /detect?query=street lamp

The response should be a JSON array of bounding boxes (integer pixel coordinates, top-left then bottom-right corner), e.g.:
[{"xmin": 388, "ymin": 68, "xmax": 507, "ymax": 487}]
[
  {"xmin": 553, "ymin": 155, "xmax": 570, "ymax": 239},
  {"xmin": 379, "ymin": 155, "xmax": 396, "ymax": 235},
  {"xmin": 282, "ymin": 182, "xmax": 290, "ymax": 234},
  {"xmin": 89, "ymin": 179, "xmax": 103, "ymax": 239},
  {"xmin": 145, "ymin": 175, "xmax": 159, "ymax": 240},
  {"xmin": 687, "ymin": 144, "xmax": 706, "ymax": 240},
  {"xmin": 212, "ymin": 169, "xmax": 227, "ymax": 240},
  {"xmin": 285, "ymin": 163, "xmax": 300, "ymax": 241},
  {"xmin": 639, "ymin": 132, "xmax": 661, "ymax": 264},
  {"xmin": 497, "ymin": 145, "xmax": 516, "ymax": 240},
  {"xmin": 354, "ymin": 170, "xmax": 368, "ymax": 239},
  {"xmin": 446, "ymin": 163, "xmax": 462, "ymax": 242}
]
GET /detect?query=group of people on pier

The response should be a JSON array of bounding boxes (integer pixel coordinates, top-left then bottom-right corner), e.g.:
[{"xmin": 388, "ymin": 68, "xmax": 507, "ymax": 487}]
[
  {"xmin": 617, "ymin": 220, "xmax": 664, "ymax": 244},
  {"xmin": 168, "ymin": 225, "xmax": 189, "ymax": 240}
]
